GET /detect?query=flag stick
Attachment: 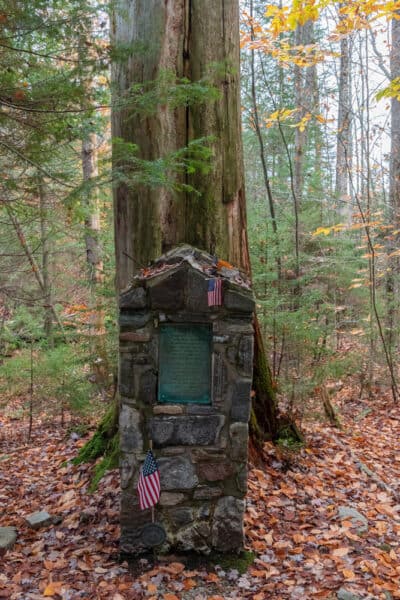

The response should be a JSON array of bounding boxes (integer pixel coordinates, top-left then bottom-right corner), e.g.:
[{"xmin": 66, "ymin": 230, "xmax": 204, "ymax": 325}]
[
  {"xmin": 149, "ymin": 439, "xmax": 157, "ymax": 559},
  {"xmin": 149, "ymin": 439, "xmax": 155, "ymax": 524}
]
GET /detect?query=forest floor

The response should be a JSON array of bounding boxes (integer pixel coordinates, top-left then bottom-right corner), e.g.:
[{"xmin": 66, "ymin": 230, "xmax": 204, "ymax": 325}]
[{"xmin": 1, "ymin": 383, "xmax": 400, "ymax": 600}]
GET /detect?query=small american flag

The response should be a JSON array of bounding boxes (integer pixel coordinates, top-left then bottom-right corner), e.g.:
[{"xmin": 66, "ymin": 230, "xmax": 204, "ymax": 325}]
[
  {"xmin": 207, "ymin": 278, "xmax": 222, "ymax": 306},
  {"xmin": 137, "ymin": 450, "xmax": 160, "ymax": 510}
]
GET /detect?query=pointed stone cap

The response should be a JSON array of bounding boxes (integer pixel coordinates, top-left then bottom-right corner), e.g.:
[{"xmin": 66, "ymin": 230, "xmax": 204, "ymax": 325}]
[{"xmin": 120, "ymin": 245, "xmax": 254, "ymax": 314}]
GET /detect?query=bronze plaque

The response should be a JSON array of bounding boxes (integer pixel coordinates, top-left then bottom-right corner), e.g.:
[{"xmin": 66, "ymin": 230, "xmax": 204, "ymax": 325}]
[{"xmin": 158, "ymin": 324, "xmax": 212, "ymax": 404}]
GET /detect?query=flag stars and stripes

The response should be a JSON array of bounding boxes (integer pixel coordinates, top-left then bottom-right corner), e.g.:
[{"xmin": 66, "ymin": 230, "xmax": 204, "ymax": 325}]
[
  {"xmin": 207, "ymin": 278, "xmax": 223, "ymax": 306},
  {"xmin": 137, "ymin": 450, "xmax": 161, "ymax": 510}
]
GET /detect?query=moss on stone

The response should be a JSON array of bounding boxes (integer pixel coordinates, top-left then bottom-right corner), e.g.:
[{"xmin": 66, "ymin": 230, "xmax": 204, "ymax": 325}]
[
  {"xmin": 73, "ymin": 401, "xmax": 118, "ymax": 465},
  {"xmin": 72, "ymin": 400, "xmax": 119, "ymax": 490},
  {"xmin": 89, "ymin": 434, "xmax": 119, "ymax": 492},
  {"xmin": 130, "ymin": 549, "xmax": 256, "ymax": 575},
  {"xmin": 210, "ymin": 550, "xmax": 255, "ymax": 574}
]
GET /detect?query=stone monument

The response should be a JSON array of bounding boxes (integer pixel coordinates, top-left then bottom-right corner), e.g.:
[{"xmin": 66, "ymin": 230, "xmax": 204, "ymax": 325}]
[{"xmin": 119, "ymin": 245, "xmax": 254, "ymax": 554}]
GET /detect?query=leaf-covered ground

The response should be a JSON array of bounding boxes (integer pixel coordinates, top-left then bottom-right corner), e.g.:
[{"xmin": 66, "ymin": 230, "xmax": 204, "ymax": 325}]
[{"xmin": 1, "ymin": 388, "xmax": 399, "ymax": 599}]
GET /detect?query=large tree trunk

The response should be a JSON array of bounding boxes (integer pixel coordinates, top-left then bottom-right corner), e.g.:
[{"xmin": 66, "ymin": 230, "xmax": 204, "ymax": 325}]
[
  {"xmin": 111, "ymin": 0, "xmax": 278, "ymax": 441},
  {"xmin": 112, "ymin": 0, "xmax": 249, "ymax": 287}
]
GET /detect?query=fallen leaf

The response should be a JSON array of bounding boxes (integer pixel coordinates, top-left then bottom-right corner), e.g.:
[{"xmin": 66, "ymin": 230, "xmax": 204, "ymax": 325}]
[
  {"xmin": 264, "ymin": 531, "xmax": 274, "ymax": 545},
  {"xmin": 163, "ymin": 562, "xmax": 185, "ymax": 575},
  {"xmin": 77, "ymin": 560, "xmax": 91, "ymax": 572},
  {"xmin": 43, "ymin": 581, "xmax": 63, "ymax": 596},
  {"xmin": 217, "ymin": 259, "xmax": 233, "ymax": 270},
  {"xmin": 341, "ymin": 569, "xmax": 356, "ymax": 580},
  {"xmin": 332, "ymin": 547, "xmax": 350, "ymax": 557},
  {"xmin": 252, "ymin": 540, "xmax": 267, "ymax": 551},
  {"xmin": 375, "ymin": 503, "xmax": 398, "ymax": 518},
  {"xmin": 375, "ymin": 521, "xmax": 388, "ymax": 534},
  {"xmin": 94, "ymin": 567, "xmax": 108, "ymax": 574},
  {"xmin": 249, "ymin": 568, "xmax": 268, "ymax": 578},
  {"xmin": 183, "ymin": 578, "xmax": 197, "ymax": 590}
]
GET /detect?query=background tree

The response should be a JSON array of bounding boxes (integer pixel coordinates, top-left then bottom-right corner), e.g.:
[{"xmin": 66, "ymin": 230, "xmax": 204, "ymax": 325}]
[{"xmin": 335, "ymin": 7, "xmax": 352, "ymax": 222}]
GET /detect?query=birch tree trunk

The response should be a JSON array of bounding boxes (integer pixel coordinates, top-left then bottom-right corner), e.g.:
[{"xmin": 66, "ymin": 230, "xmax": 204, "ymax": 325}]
[
  {"xmin": 390, "ymin": 17, "xmax": 400, "ymax": 223},
  {"xmin": 293, "ymin": 20, "xmax": 316, "ymax": 207},
  {"xmin": 335, "ymin": 16, "xmax": 352, "ymax": 222}
]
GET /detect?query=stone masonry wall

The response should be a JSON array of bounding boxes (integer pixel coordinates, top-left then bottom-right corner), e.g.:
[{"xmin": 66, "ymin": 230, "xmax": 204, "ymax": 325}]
[{"xmin": 119, "ymin": 252, "xmax": 254, "ymax": 555}]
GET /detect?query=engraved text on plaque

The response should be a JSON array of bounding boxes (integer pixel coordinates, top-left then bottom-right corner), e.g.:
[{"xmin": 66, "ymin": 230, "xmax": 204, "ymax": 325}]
[{"xmin": 158, "ymin": 324, "xmax": 212, "ymax": 404}]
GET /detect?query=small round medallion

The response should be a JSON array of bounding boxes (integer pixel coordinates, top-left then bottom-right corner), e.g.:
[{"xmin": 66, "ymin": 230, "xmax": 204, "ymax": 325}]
[{"xmin": 141, "ymin": 523, "xmax": 166, "ymax": 547}]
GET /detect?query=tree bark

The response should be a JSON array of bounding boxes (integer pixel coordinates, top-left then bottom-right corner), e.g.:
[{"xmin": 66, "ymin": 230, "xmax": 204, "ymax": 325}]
[
  {"xmin": 112, "ymin": 0, "xmax": 279, "ymax": 440},
  {"xmin": 386, "ymin": 16, "xmax": 400, "ymax": 363},
  {"xmin": 293, "ymin": 20, "xmax": 316, "ymax": 207},
  {"xmin": 390, "ymin": 17, "xmax": 400, "ymax": 224},
  {"xmin": 81, "ymin": 133, "xmax": 108, "ymax": 382},
  {"xmin": 38, "ymin": 178, "xmax": 53, "ymax": 344},
  {"xmin": 112, "ymin": 0, "xmax": 249, "ymax": 288},
  {"xmin": 82, "ymin": 134, "xmax": 104, "ymax": 287},
  {"xmin": 335, "ymin": 14, "xmax": 352, "ymax": 222}
]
